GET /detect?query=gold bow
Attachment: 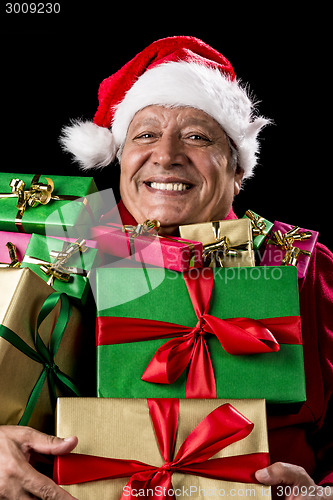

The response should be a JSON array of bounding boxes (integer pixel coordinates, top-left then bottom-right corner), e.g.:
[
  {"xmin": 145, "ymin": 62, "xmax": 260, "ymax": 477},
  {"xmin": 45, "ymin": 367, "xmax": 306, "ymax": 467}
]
[
  {"xmin": 202, "ymin": 236, "xmax": 249, "ymax": 267},
  {"xmin": 123, "ymin": 219, "xmax": 161, "ymax": 237},
  {"xmin": 122, "ymin": 220, "xmax": 161, "ymax": 256},
  {"xmin": 268, "ymin": 226, "xmax": 312, "ymax": 266},
  {"xmin": 24, "ymin": 239, "xmax": 88, "ymax": 285},
  {"xmin": 122, "ymin": 219, "xmax": 198, "ymax": 265},
  {"xmin": 200, "ymin": 221, "xmax": 249, "ymax": 267},
  {"xmin": 0, "ymin": 242, "xmax": 21, "ymax": 268},
  {"xmin": 245, "ymin": 210, "xmax": 268, "ymax": 236},
  {"xmin": 8, "ymin": 175, "xmax": 55, "ymax": 216}
]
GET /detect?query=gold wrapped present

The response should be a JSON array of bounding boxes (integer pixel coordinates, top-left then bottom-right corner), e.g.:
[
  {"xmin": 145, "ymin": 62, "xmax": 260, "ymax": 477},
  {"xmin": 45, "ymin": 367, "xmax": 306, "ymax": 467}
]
[
  {"xmin": 55, "ymin": 398, "xmax": 271, "ymax": 499},
  {"xmin": 179, "ymin": 219, "xmax": 255, "ymax": 267},
  {"xmin": 0, "ymin": 267, "xmax": 94, "ymax": 434}
]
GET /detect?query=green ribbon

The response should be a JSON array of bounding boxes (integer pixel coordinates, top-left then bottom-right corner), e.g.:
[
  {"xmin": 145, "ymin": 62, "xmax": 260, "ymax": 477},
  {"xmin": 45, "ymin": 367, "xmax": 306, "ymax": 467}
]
[{"xmin": 0, "ymin": 292, "xmax": 80, "ymax": 426}]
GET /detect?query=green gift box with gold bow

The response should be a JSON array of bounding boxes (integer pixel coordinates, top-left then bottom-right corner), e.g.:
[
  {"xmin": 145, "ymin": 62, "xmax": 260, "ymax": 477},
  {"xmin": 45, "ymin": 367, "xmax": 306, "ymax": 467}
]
[
  {"xmin": 20, "ymin": 233, "xmax": 100, "ymax": 305},
  {"xmin": 0, "ymin": 173, "xmax": 103, "ymax": 237},
  {"xmin": 243, "ymin": 210, "xmax": 274, "ymax": 250},
  {"xmin": 96, "ymin": 265, "xmax": 306, "ymax": 404},
  {"xmin": 0, "ymin": 267, "xmax": 95, "ymax": 434}
]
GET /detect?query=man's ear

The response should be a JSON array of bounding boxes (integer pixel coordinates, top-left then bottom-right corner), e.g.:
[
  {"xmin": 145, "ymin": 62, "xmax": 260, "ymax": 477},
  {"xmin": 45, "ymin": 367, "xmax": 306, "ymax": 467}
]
[{"xmin": 234, "ymin": 166, "xmax": 245, "ymax": 195}]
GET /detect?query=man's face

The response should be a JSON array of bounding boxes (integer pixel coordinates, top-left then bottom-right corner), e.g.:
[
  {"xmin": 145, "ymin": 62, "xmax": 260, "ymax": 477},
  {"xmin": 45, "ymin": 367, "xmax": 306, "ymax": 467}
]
[{"xmin": 119, "ymin": 106, "xmax": 244, "ymax": 234}]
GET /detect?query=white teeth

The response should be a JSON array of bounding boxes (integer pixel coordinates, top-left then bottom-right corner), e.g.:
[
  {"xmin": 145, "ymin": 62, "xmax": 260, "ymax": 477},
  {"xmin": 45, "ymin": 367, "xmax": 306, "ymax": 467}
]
[{"xmin": 149, "ymin": 182, "xmax": 189, "ymax": 191}]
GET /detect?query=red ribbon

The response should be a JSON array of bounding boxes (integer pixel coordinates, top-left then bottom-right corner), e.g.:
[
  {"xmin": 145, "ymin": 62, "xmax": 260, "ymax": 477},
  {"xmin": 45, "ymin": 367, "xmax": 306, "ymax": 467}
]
[
  {"xmin": 54, "ymin": 399, "xmax": 270, "ymax": 498},
  {"xmin": 97, "ymin": 268, "xmax": 302, "ymax": 398}
]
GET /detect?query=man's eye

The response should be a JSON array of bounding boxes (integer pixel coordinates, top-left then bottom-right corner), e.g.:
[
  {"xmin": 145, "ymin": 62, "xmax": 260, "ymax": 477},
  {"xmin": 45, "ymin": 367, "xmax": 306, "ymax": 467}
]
[
  {"xmin": 135, "ymin": 133, "xmax": 155, "ymax": 140},
  {"xmin": 186, "ymin": 134, "xmax": 210, "ymax": 142},
  {"xmin": 189, "ymin": 135, "xmax": 204, "ymax": 140}
]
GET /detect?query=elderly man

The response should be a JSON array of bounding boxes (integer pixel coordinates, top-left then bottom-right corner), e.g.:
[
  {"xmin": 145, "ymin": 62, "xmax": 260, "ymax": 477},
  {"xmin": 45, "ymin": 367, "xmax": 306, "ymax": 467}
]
[{"xmin": 0, "ymin": 36, "xmax": 332, "ymax": 500}]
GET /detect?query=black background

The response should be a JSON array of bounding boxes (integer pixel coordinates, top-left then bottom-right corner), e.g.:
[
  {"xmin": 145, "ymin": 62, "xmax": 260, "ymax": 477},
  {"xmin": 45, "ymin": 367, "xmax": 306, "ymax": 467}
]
[{"xmin": 2, "ymin": 3, "xmax": 332, "ymax": 249}]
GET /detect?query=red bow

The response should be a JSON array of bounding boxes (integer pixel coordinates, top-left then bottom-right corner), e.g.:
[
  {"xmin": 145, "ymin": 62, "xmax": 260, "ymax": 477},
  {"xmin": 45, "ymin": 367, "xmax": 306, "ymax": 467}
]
[
  {"xmin": 54, "ymin": 399, "xmax": 270, "ymax": 498},
  {"xmin": 97, "ymin": 268, "xmax": 301, "ymax": 398}
]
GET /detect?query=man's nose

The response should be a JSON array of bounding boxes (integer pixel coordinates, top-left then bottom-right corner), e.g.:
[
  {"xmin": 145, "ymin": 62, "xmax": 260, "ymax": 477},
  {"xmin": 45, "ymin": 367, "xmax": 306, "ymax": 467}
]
[{"xmin": 152, "ymin": 134, "xmax": 185, "ymax": 169}]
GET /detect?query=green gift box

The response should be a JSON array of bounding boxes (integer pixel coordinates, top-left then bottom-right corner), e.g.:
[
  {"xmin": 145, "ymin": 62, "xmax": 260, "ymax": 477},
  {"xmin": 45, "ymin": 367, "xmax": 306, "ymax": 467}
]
[
  {"xmin": 96, "ymin": 266, "xmax": 306, "ymax": 404},
  {"xmin": 0, "ymin": 173, "xmax": 103, "ymax": 237},
  {"xmin": 20, "ymin": 233, "xmax": 99, "ymax": 305},
  {"xmin": 243, "ymin": 210, "xmax": 274, "ymax": 250}
]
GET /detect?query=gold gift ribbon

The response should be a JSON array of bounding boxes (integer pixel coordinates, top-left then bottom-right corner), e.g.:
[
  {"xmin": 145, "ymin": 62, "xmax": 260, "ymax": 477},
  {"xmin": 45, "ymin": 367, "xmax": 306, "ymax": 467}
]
[
  {"xmin": 245, "ymin": 210, "xmax": 268, "ymax": 236},
  {"xmin": 24, "ymin": 239, "xmax": 88, "ymax": 286},
  {"xmin": 202, "ymin": 236, "xmax": 249, "ymax": 267},
  {"xmin": 202, "ymin": 221, "xmax": 249, "ymax": 268},
  {"xmin": 122, "ymin": 220, "xmax": 161, "ymax": 257},
  {"xmin": 0, "ymin": 242, "xmax": 21, "ymax": 268},
  {"xmin": 0, "ymin": 174, "xmax": 83, "ymax": 231},
  {"xmin": 123, "ymin": 219, "xmax": 195, "ymax": 260},
  {"xmin": 267, "ymin": 226, "xmax": 312, "ymax": 266},
  {"xmin": 123, "ymin": 219, "xmax": 161, "ymax": 237}
]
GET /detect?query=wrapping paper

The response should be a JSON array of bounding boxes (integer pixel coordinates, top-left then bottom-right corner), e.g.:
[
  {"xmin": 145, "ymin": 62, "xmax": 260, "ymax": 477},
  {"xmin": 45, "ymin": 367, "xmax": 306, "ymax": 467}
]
[
  {"xmin": 0, "ymin": 231, "xmax": 31, "ymax": 266},
  {"xmin": 91, "ymin": 222, "xmax": 203, "ymax": 271},
  {"xmin": 96, "ymin": 266, "xmax": 306, "ymax": 403},
  {"xmin": 179, "ymin": 219, "xmax": 255, "ymax": 267},
  {"xmin": 54, "ymin": 397, "xmax": 271, "ymax": 499},
  {"xmin": 0, "ymin": 173, "xmax": 103, "ymax": 237},
  {"xmin": 260, "ymin": 221, "xmax": 319, "ymax": 279},
  {"xmin": 0, "ymin": 267, "xmax": 90, "ymax": 433},
  {"xmin": 20, "ymin": 233, "xmax": 99, "ymax": 305},
  {"xmin": 242, "ymin": 210, "xmax": 274, "ymax": 250}
]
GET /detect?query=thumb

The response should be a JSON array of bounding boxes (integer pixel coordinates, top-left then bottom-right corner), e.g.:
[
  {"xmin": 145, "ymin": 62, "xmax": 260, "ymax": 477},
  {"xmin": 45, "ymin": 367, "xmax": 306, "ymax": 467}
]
[
  {"xmin": 28, "ymin": 432, "xmax": 78, "ymax": 456},
  {"xmin": 255, "ymin": 466, "xmax": 278, "ymax": 485},
  {"xmin": 7, "ymin": 426, "xmax": 78, "ymax": 456},
  {"xmin": 255, "ymin": 462, "xmax": 312, "ymax": 487}
]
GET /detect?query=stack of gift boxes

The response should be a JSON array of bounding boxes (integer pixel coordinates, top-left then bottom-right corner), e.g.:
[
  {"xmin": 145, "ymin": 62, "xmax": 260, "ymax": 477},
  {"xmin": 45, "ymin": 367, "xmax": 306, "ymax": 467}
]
[{"xmin": 0, "ymin": 172, "xmax": 319, "ymax": 499}]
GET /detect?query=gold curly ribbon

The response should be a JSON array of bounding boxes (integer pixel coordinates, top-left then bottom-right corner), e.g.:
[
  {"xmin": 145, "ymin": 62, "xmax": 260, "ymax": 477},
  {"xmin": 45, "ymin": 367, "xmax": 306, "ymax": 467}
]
[
  {"xmin": 202, "ymin": 236, "xmax": 249, "ymax": 267},
  {"xmin": 122, "ymin": 219, "xmax": 197, "ymax": 265},
  {"xmin": 24, "ymin": 239, "xmax": 88, "ymax": 286},
  {"xmin": 245, "ymin": 210, "xmax": 268, "ymax": 237},
  {"xmin": 198, "ymin": 221, "xmax": 249, "ymax": 268},
  {"xmin": 0, "ymin": 242, "xmax": 21, "ymax": 268},
  {"xmin": 123, "ymin": 219, "xmax": 161, "ymax": 237},
  {"xmin": 122, "ymin": 220, "xmax": 161, "ymax": 256},
  {"xmin": 267, "ymin": 226, "xmax": 312, "ymax": 266}
]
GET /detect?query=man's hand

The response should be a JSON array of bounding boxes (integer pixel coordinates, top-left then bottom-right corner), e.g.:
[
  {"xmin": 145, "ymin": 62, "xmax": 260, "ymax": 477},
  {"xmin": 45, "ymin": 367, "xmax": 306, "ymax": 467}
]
[
  {"xmin": 256, "ymin": 462, "xmax": 333, "ymax": 499},
  {"xmin": 0, "ymin": 425, "xmax": 78, "ymax": 499}
]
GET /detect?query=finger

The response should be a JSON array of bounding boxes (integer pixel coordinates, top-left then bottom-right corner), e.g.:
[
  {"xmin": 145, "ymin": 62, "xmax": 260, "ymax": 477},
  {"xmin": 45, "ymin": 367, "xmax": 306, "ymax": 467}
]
[
  {"xmin": 30, "ymin": 435, "xmax": 78, "ymax": 456},
  {"xmin": 255, "ymin": 462, "xmax": 313, "ymax": 487},
  {"xmin": 23, "ymin": 463, "xmax": 78, "ymax": 499},
  {"xmin": 3, "ymin": 426, "xmax": 78, "ymax": 456}
]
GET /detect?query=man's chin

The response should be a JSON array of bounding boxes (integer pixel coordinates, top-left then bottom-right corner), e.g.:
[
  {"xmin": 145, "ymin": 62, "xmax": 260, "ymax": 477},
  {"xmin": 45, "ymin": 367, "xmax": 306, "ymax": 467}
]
[
  {"xmin": 133, "ymin": 209, "xmax": 185, "ymax": 233},
  {"xmin": 149, "ymin": 214, "xmax": 194, "ymax": 236}
]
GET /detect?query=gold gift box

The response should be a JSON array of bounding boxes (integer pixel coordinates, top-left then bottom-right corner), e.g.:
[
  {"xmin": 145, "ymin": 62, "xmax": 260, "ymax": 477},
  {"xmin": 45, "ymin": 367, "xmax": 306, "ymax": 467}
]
[
  {"xmin": 56, "ymin": 398, "xmax": 271, "ymax": 499},
  {"xmin": 179, "ymin": 219, "xmax": 255, "ymax": 267},
  {"xmin": 0, "ymin": 267, "xmax": 94, "ymax": 434}
]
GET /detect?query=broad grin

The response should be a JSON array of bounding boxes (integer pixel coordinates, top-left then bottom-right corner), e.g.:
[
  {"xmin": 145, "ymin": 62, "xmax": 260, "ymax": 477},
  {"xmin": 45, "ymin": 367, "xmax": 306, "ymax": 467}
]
[{"xmin": 144, "ymin": 181, "xmax": 192, "ymax": 192}]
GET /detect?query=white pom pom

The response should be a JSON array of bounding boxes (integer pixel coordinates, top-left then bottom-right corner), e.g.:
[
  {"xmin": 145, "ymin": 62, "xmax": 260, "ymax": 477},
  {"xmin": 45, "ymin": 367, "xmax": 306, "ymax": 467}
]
[{"xmin": 60, "ymin": 120, "xmax": 117, "ymax": 170}]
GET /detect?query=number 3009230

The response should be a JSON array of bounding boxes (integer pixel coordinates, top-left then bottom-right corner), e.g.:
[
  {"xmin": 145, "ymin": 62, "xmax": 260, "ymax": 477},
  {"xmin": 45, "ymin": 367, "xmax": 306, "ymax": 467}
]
[{"xmin": 5, "ymin": 3, "xmax": 61, "ymax": 13}]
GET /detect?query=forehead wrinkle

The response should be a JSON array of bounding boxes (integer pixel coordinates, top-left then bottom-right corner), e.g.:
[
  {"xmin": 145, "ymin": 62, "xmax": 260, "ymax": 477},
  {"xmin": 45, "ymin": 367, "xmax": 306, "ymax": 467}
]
[
  {"xmin": 130, "ymin": 107, "xmax": 171, "ymax": 130},
  {"xmin": 129, "ymin": 105, "xmax": 228, "ymax": 141},
  {"xmin": 130, "ymin": 116, "xmax": 161, "ymax": 130}
]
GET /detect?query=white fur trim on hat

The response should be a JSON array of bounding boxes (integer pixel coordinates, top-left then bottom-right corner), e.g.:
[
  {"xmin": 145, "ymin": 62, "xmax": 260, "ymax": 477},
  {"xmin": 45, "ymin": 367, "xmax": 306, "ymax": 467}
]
[{"xmin": 60, "ymin": 120, "xmax": 117, "ymax": 170}]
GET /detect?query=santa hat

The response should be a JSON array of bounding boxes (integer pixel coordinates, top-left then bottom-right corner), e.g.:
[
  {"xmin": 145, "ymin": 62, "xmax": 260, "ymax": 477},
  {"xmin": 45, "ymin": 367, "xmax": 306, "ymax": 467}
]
[{"xmin": 60, "ymin": 36, "xmax": 270, "ymax": 178}]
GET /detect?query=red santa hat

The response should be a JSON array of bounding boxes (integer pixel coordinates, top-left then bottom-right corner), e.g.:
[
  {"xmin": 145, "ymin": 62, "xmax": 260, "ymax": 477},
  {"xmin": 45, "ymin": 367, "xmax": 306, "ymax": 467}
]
[{"xmin": 60, "ymin": 36, "xmax": 270, "ymax": 178}]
